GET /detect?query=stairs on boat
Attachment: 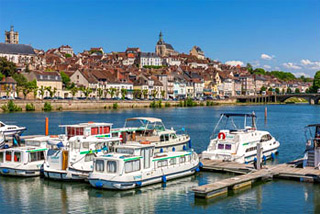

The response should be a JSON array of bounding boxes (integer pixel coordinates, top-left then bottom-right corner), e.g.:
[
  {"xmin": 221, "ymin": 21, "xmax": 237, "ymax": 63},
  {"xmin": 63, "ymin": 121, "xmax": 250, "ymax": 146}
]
[{"xmin": 307, "ymin": 150, "xmax": 315, "ymax": 167}]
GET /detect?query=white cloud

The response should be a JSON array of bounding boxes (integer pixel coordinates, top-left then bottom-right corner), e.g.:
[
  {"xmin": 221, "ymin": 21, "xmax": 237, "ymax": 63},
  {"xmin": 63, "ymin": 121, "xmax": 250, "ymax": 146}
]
[
  {"xmin": 300, "ymin": 59, "xmax": 320, "ymax": 70},
  {"xmin": 293, "ymin": 72, "xmax": 310, "ymax": 78},
  {"xmin": 282, "ymin": 62, "xmax": 301, "ymax": 70},
  {"xmin": 261, "ymin": 54, "xmax": 274, "ymax": 60},
  {"xmin": 225, "ymin": 60, "xmax": 244, "ymax": 66},
  {"xmin": 263, "ymin": 65, "xmax": 271, "ymax": 69}
]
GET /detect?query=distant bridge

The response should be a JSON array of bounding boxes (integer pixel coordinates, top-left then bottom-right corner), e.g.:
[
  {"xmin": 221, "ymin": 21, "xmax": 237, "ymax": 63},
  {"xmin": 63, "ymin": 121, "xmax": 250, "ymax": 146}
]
[{"xmin": 234, "ymin": 94, "xmax": 320, "ymax": 104}]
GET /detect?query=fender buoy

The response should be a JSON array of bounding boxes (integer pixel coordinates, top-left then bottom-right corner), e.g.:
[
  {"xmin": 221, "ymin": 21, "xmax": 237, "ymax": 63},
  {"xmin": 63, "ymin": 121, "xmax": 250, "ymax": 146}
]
[
  {"xmin": 218, "ymin": 132, "xmax": 226, "ymax": 140},
  {"xmin": 162, "ymin": 175, "xmax": 167, "ymax": 183},
  {"xmin": 172, "ymin": 147, "xmax": 175, "ymax": 152},
  {"xmin": 140, "ymin": 141, "xmax": 151, "ymax": 145},
  {"xmin": 2, "ymin": 169, "xmax": 9, "ymax": 174},
  {"xmin": 271, "ymin": 152, "xmax": 276, "ymax": 160},
  {"xmin": 95, "ymin": 181, "xmax": 103, "ymax": 188},
  {"xmin": 199, "ymin": 162, "xmax": 203, "ymax": 168},
  {"xmin": 160, "ymin": 148, "xmax": 163, "ymax": 153},
  {"xmin": 136, "ymin": 181, "xmax": 142, "ymax": 187},
  {"xmin": 196, "ymin": 167, "xmax": 200, "ymax": 172},
  {"xmin": 183, "ymin": 145, "xmax": 187, "ymax": 151},
  {"xmin": 263, "ymin": 155, "xmax": 267, "ymax": 162}
]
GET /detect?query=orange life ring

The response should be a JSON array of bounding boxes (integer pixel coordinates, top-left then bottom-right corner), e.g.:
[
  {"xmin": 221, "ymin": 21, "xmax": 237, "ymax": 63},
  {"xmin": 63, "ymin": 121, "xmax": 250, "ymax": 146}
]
[
  {"xmin": 140, "ymin": 141, "xmax": 151, "ymax": 144},
  {"xmin": 50, "ymin": 135, "xmax": 58, "ymax": 138},
  {"xmin": 218, "ymin": 132, "xmax": 226, "ymax": 140}
]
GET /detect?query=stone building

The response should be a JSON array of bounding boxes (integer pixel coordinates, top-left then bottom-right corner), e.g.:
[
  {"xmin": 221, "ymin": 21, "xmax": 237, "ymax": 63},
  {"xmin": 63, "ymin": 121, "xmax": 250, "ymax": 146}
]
[
  {"xmin": 5, "ymin": 26, "xmax": 19, "ymax": 44},
  {"xmin": 0, "ymin": 43, "xmax": 35, "ymax": 65},
  {"xmin": 155, "ymin": 32, "xmax": 178, "ymax": 57},
  {"xmin": 190, "ymin": 46, "xmax": 205, "ymax": 60}
]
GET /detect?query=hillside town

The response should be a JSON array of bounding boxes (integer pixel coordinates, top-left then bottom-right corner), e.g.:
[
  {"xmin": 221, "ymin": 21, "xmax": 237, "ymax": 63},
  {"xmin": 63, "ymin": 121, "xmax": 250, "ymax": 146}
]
[{"xmin": 0, "ymin": 26, "xmax": 313, "ymax": 100}]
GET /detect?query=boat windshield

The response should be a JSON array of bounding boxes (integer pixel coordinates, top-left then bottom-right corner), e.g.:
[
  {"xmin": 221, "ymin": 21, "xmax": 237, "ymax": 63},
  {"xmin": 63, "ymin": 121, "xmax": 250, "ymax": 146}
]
[
  {"xmin": 305, "ymin": 124, "xmax": 320, "ymax": 149},
  {"xmin": 124, "ymin": 119, "xmax": 166, "ymax": 132},
  {"xmin": 210, "ymin": 113, "xmax": 257, "ymax": 139}
]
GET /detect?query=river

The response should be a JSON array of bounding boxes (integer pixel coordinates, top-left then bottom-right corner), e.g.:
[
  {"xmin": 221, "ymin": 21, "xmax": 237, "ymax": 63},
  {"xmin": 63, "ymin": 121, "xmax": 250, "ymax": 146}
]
[{"xmin": 0, "ymin": 104, "xmax": 320, "ymax": 213}]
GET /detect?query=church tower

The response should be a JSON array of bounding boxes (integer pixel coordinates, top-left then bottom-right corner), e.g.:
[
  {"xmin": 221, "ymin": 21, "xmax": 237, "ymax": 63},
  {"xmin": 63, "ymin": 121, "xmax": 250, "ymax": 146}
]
[
  {"xmin": 5, "ymin": 26, "xmax": 19, "ymax": 44},
  {"xmin": 156, "ymin": 31, "xmax": 166, "ymax": 57}
]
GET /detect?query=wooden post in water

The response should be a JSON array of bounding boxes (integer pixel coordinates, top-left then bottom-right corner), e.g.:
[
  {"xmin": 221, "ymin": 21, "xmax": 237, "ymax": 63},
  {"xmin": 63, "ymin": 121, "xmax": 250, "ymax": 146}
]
[
  {"xmin": 45, "ymin": 117, "xmax": 49, "ymax": 136},
  {"xmin": 256, "ymin": 143, "xmax": 262, "ymax": 170},
  {"xmin": 264, "ymin": 107, "xmax": 267, "ymax": 122}
]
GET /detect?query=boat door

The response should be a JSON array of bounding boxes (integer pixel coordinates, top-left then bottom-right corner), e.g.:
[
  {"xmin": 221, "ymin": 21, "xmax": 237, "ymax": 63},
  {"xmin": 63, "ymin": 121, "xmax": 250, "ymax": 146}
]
[
  {"xmin": 141, "ymin": 147, "xmax": 153, "ymax": 169},
  {"xmin": 62, "ymin": 150, "xmax": 69, "ymax": 170}
]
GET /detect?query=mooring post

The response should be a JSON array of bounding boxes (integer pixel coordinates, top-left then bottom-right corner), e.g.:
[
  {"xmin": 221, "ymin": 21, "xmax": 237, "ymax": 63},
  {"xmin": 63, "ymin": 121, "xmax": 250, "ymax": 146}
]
[
  {"xmin": 256, "ymin": 143, "xmax": 262, "ymax": 170},
  {"xmin": 264, "ymin": 107, "xmax": 267, "ymax": 122},
  {"xmin": 45, "ymin": 117, "xmax": 49, "ymax": 136}
]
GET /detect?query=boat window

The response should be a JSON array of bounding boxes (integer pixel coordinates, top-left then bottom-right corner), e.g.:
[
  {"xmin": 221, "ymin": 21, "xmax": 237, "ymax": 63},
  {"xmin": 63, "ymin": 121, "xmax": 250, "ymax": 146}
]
[
  {"xmin": 95, "ymin": 160, "xmax": 105, "ymax": 172},
  {"xmin": 165, "ymin": 134, "xmax": 169, "ymax": 141},
  {"xmin": 157, "ymin": 160, "xmax": 168, "ymax": 167},
  {"xmin": 116, "ymin": 148, "xmax": 134, "ymax": 154},
  {"xmin": 160, "ymin": 135, "xmax": 165, "ymax": 142},
  {"xmin": 107, "ymin": 161, "xmax": 117, "ymax": 173},
  {"xmin": 179, "ymin": 156, "xmax": 186, "ymax": 163},
  {"xmin": 29, "ymin": 151, "xmax": 45, "ymax": 162},
  {"xmin": 170, "ymin": 134, "xmax": 177, "ymax": 139},
  {"xmin": 5, "ymin": 151, "xmax": 12, "ymax": 162},
  {"xmin": 14, "ymin": 152, "xmax": 21, "ymax": 162},
  {"xmin": 225, "ymin": 144, "xmax": 232, "ymax": 150},
  {"xmin": 169, "ymin": 158, "xmax": 176, "ymax": 165},
  {"xmin": 73, "ymin": 142, "xmax": 81, "ymax": 150},
  {"xmin": 218, "ymin": 144, "xmax": 224, "ymax": 149},
  {"xmin": 260, "ymin": 134, "xmax": 272, "ymax": 142},
  {"xmin": 84, "ymin": 153, "xmax": 96, "ymax": 162},
  {"xmin": 0, "ymin": 152, "xmax": 3, "ymax": 163},
  {"xmin": 245, "ymin": 147, "xmax": 257, "ymax": 152},
  {"xmin": 125, "ymin": 160, "xmax": 140, "ymax": 173},
  {"xmin": 82, "ymin": 141, "xmax": 89, "ymax": 149}
]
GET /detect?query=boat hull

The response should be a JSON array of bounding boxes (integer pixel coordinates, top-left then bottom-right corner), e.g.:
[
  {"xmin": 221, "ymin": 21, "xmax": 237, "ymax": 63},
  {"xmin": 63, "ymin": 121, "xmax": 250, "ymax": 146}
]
[
  {"xmin": 43, "ymin": 167, "xmax": 90, "ymax": 181},
  {"xmin": 0, "ymin": 167, "xmax": 40, "ymax": 177},
  {"xmin": 88, "ymin": 165, "xmax": 199, "ymax": 190}
]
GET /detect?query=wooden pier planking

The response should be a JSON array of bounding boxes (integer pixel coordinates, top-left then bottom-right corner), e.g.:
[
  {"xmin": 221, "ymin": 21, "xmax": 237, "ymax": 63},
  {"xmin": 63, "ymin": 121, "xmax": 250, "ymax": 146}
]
[{"xmin": 194, "ymin": 159, "xmax": 320, "ymax": 199}]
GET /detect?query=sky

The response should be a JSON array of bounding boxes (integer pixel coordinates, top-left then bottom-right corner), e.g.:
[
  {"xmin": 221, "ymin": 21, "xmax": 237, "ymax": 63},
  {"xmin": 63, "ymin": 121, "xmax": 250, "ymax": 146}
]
[{"xmin": 0, "ymin": 0, "xmax": 319, "ymax": 77}]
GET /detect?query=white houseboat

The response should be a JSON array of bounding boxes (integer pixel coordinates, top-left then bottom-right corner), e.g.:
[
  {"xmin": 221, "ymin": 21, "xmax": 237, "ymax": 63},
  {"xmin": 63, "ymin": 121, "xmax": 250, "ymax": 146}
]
[
  {"xmin": 0, "ymin": 121, "xmax": 26, "ymax": 137},
  {"xmin": 202, "ymin": 113, "xmax": 280, "ymax": 163},
  {"xmin": 88, "ymin": 143, "xmax": 200, "ymax": 190},
  {"xmin": 0, "ymin": 136, "xmax": 49, "ymax": 176},
  {"xmin": 112, "ymin": 117, "xmax": 191, "ymax": 153},
  {"xmin": 303, "ymin": 124, "xmax": 320, "ymax": 168},
  {"xmin": 43, "ymin": 135, "xmax": 121, "ymax": 180}
]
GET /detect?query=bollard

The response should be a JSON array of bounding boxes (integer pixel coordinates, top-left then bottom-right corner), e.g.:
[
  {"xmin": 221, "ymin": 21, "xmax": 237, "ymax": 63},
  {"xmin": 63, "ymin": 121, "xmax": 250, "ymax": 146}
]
[
  {"xmin": 45, "ymin": 117, "xmax": 49, "ymax": 136},
  {"xmin": 256, "ymin": 143, "xmax": 262, "ymax": 170}
]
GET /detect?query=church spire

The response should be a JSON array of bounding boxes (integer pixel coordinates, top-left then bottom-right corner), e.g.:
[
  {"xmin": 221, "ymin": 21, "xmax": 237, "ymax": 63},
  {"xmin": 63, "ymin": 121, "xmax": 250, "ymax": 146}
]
[{"xmin": 159, "ymin": 31, "xmax": 163, "ymax": 42}]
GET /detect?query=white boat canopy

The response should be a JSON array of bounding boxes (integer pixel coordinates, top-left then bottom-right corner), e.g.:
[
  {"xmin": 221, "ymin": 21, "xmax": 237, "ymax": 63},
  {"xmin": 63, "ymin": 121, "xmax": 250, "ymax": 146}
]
[
  {"xmin": 59, "ymin": 122, "xmax": 113, "ymax": 128},
  {"xmin": 125, "ymin": 117, "xmax": 163, "ymax": 123}
]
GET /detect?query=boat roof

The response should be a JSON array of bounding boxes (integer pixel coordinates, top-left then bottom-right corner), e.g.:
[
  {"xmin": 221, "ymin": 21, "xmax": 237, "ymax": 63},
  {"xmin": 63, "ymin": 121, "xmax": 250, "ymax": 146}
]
[
  {"xmin": 306, "ymin": 124, "xmax": 320, "ymax": 128},
  {"xmin": 59, "ymin": 122, "xmax": 113, "ymax": 128},
  {"xmin": 222, "ymin": 113, "xmax": 257, "ymax": 118},
  {"xmin": 126, "ymin": 117, "xmax": 163, "ymax": 123},
  {"xmin": 115, "ymin": 143, "xmax": 154, "ymax": 149}
]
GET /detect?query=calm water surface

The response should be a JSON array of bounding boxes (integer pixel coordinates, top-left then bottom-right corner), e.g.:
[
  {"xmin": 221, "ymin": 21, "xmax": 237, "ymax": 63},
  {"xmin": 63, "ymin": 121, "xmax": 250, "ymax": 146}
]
[{"xmin": 0, "ymin": 104, "xmax": 320, "ymax": 213}]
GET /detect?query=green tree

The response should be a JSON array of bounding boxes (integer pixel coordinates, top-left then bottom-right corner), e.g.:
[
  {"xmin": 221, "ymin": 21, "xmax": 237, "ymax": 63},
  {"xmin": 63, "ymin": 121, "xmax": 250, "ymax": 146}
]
[
  {"xmin": 121, "ymin": 88, "xmax": 127, "ymax": 100},
  {"xmin": 115, "ymin": 89, "xmax": 120, "ymax": 98},
  {"xmin": 104, "ymin": 88, "xmax": 109, "ymax": 98},
  {"xmin": 0, "ymin": 57, "xmax": 16, "ymax": 77},
  {"xmin": 97, "ymin": 88, "xmax": 103, "ymax": 99},
  {"xmin": 295, "ymin": 88, "xmax": 300, "ymax": 94},
  {"xmin": 33, "ymin": 86, "xmax": 38, "ymax": 99},
  {"xmin": 311, "ymin": 71, "xmax": 320, "ymax": 93},
  {"xmin": 45, "ymin": 86, "xmax": 55, "ymax": 98},
  {"xmin": 282, "ymin": 88, "xmax": 285, "ymax": 94},
  {"xmin": 5, "ymin": 85, "xmax": 11, "ymax": 97},
  {"xmin": 65, "ymin": 53, "xmax": 72, "ymax": 58},
  {"xmin": 287, "ymin": 88, "xmax": 292, "ymax": 94},
  {"xmin": 70, "ymin": 87, "xmax": 78, "ymax": 99},
  {"xmin": 133, "ymin": 89, "xmax": 142, "ymax": 99},
  {"xmin": 161, "ymin": 90, "xmax": 166, "ymax": 99},
  {"xmin": 22, "ymin": 87, "xmax": 31, "ymax": 99},
  {"xmin": 81, "ymin": 87, "xmax": 92, "ymax": 99},
  {"xmin": 142, "ymin": 89, "xmax": 148, "ymax": 99},
  {"xmin": 260, "ymin": 86, "xmax": 267, "ymax": 93},
  {"xmin": 253, "ymin": 68, "xmax": 266, "ymax": 75},
  {"xmin": 109, "ymin": 88, "xmax": 117, "ymax": 98},
  {"xmin": 275, "ymin": 88, "xmax": 280, "ymax": 94},
  {"xmin": 268, "ymin": 87, "xmax": 273, "ymax": 92},
  {"xmin": 39, "ymin": 86, "xmax": 45, "ymax": 99},
  {"xmin": 12, "ymin": 73, "xmax": 28, "ymax": 87},
  {"xmin": 246, "ymin": 63, "xmax": 253, "ymax": 73},
  {"xmin": 151, "ymin": 90, "xmax": 158, "ymax": 100},
  {"xmin": 60, "ymin": 71, "xmax": 71, "ymax": 88}
]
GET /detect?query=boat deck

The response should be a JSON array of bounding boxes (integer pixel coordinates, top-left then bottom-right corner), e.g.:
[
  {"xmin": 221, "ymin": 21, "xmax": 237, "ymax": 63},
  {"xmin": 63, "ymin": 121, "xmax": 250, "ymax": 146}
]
[{"xmin": 193, "ymin": 159, "xmax": 320, "ymax": 199}]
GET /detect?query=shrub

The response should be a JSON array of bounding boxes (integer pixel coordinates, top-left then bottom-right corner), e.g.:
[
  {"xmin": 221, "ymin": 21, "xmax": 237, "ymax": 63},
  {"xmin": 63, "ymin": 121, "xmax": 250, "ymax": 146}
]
[
  {"xmin": 149, "ymin": 101, "xmax": 157, "ymax": 108},
  {"xmin": 25, "ymin": 103, "xmax": 35, "ymax": 111},
  {"xmin": 56, "ymin": 106, "xmax": 63, "ymax": 111},
  {"xmin": 113, "ymin": 103, "xmax": 118, "ymax": 109},
  {"xmin": 165, "ymin": 102, "xmax": 171, "ymax": 107},
  {"xmin": 1, "ymin": 100, "xmax": 22, "ymax": 112},
  {"xmin": 43, "ymin": 102, "xmax": 52, "ymax": 111},
  {"xmin": 158, "ymin": 100, "xmax": 162, "ymax": 108},
  {"xmin": 178, "ymin": 100, "xmax": 184, "ymax": 107},
  {"xmin": 200, "ymin": 102, "xmax": 204, "ymax": 106}
]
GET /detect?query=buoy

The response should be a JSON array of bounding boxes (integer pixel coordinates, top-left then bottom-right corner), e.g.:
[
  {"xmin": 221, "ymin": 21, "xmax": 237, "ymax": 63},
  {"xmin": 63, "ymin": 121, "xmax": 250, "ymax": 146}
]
[
  {"xmin": 160, "ymin": 148, "xmax": 163, "ymax": 153},
  {"xmin": 263, "ymin": 155, "xmax": 267, "ymax": 162},
  {"xmin": 218, "ymin": 132, "xmax": 226, "ymax": 140},
  {"xmin": 254, "ymin": 157, "xmax": 257, "ymax": 162},
  {"xmin": 162, "ymin": 175, "xmax": 167, "ymax": 183},
  {"xmin": 271, "ymin": 152, "xmax": 276, "ymax": 160},
  {"xmin": 183, "ymin": 145, "xmax": 186, "ymax": 151},
  {"xmin": 199, "ymin": 162, "xmax": 203, "ymax": 168},
  {"xmin": 188, "ymin": 140, "xmax": 192, "ymax": 148},
  {"xmin": 196, "ymin": 167, "xmax": 200, "ymax": 172},
  {"xmin": 2, "ymin": 169, "xmax": 9, "ymax": 174},
  {"xmin": 95, "ymin": 181, "xmax": 103, "ymax": 188},
  {"xmin": 136, "ymin": 181, "xmax": 142, "ymax": 187},
  {"xmin": 172, "ymin": 147, "xmax": 175, "ymax": 152}
]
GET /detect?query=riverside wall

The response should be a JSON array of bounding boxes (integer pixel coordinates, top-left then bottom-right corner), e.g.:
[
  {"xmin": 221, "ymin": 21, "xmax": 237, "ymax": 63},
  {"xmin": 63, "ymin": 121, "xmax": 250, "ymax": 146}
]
[{"xmin": 0, "ymin": 99, "xmax": 237, "ymax": 112}]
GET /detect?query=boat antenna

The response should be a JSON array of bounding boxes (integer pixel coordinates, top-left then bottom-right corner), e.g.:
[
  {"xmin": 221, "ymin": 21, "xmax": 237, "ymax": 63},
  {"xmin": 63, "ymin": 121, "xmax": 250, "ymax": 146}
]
[
  {"xmin": 210, "ymin": 114, "xmax": 224, "ymax": 139},
  {"xmin": 252, "ymin": 111, "xmax": 256, "ymax": 129},
  {"xmin": 244, "ymin": 115, "xmax": 247, "ymax": 129},
  {"xmin": 231, "ymin": 117, "xmax": 237, "ymax": 129}
]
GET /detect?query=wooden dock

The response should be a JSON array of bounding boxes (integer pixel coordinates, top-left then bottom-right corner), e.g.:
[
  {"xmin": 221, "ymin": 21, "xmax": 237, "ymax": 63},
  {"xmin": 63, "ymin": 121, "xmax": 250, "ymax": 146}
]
[{"xmin": 193, "ymin": 159, "xmax": 320, "ymax": 199}]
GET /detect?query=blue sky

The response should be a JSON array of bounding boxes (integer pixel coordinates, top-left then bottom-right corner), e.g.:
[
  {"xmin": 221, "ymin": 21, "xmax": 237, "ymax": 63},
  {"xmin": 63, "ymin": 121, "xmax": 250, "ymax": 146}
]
[{"xmin": 0, "ymin": 0, "xmax": 319, "ymax": 76}]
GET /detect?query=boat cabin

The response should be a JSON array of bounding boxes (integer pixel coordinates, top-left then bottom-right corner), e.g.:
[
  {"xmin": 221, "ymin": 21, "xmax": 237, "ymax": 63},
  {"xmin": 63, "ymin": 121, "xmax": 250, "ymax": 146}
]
[
  {"xmin": 304, "ymin": 124, "xmax": 320, "ymax": 167},
  {"xmin": 0, "ymin": 147, "xmax": 46, "ymax": 167},
  {"xmin": 60, "ymin": 122, "xmax": 112, "ymax": 139}
]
